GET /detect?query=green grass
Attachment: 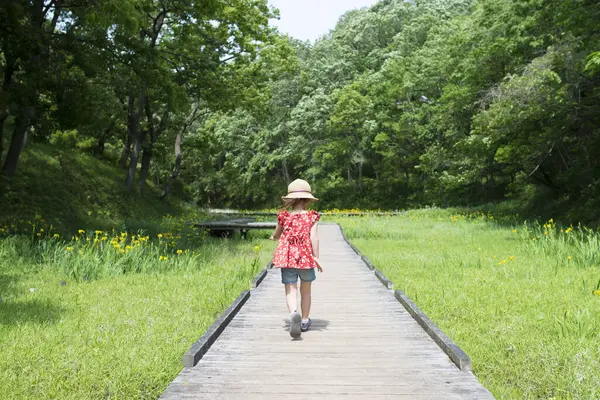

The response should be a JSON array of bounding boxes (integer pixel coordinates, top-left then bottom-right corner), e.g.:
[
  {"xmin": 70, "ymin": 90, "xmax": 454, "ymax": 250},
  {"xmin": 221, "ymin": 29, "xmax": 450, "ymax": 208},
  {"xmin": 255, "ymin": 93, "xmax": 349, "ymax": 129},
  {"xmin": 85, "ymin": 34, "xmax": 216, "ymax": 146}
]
[
  {"xmin": 340, "ymin": 209, "xmax": 600, "ymax": 399},
  {"xmin": 0, "ymin": 231, "xmax": 274, "ymax": 399}
]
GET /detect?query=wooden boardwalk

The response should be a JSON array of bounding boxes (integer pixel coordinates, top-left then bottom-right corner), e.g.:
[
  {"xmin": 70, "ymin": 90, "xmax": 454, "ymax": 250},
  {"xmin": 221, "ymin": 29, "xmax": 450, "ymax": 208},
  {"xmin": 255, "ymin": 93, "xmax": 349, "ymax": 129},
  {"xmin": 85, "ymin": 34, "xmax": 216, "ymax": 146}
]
[{"xmin": 161, "ymin": 224, "xmax": 493, "ymax": 399}]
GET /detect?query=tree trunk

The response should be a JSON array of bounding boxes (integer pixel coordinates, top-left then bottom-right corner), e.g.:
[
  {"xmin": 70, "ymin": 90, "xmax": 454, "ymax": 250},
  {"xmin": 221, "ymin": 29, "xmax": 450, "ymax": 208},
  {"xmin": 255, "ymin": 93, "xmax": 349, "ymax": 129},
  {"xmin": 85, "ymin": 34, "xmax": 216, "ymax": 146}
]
[
  {"xmin": 125, "ymin": 89, "xmax": 147, "ymax": 192},
  {"xmin": 119, "ymin": 130, "xmax": 132, "ymax": 169},
  {"xmin": 161, "ymin": 130, "xmax": 182, "ymax": 198},
  {"xmin": 282, "ymin": 159, "xmax": 290, "ymax": 183},
  {"xmin": 357, "ymin": 162, "xmax": 363, "ymax": 192},
  {"xmin": 120, "ymin": 97, "xmax": 135, "ymax": 169},
  {"xmin": 161, "ymin": 132, "xmax": 183, "ymax": 198},
  {"xmin": 138, "ymin": 130, "xmax": 153, "ymax": 189},
  {"xmin": 2, "ymin": 113, "xmax": 30, "ymax": 180},
  {"xmin": 139, "ymin": 105, "xmax": 169, "ymax": 189},
  {"xmin": 0, "ymin": 111, "xmax": 8, "ymax": 166},
  {"xmin": 95, "ymin": 124, "xmax": 114, "ymax": 156},
  {"xmin": 126, "ymin": 130, "xmax": 143, "ymax": 192}
]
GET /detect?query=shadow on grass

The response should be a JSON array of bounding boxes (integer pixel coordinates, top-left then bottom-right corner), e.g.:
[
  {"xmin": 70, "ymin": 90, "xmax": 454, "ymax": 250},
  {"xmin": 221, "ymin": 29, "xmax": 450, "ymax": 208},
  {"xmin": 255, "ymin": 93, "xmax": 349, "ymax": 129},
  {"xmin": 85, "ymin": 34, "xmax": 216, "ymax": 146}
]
[
  {"xmin": 0, "ymin": 299, "xmax": 64, "ymax": 325},
  {"xmin": 0, "ymin": 273, "xmax": 64, "ymax": 325}
]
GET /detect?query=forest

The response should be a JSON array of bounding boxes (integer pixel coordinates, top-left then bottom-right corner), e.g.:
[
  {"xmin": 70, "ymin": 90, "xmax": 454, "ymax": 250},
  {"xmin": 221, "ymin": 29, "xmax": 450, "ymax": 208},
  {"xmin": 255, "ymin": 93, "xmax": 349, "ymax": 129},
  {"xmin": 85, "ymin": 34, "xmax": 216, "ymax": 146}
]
[{"xmin": 1, "ymin": 0, "xmax": 600, "ymax": 221}]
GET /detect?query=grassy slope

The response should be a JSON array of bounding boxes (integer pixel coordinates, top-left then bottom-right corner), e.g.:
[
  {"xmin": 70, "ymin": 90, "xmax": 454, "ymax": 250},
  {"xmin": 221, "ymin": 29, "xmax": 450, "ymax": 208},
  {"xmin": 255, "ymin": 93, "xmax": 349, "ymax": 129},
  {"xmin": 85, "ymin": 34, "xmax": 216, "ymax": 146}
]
[
  {"xmin": 341, "ymin": 210, "xmax": 600, "ymax": 399},
  {"xmin": 0, "ymin": 143, "xmax": 182, "ymax": 233},
  {"xmin": 0, "ymin": 144, "xmax": 277, "ymax": 398}
]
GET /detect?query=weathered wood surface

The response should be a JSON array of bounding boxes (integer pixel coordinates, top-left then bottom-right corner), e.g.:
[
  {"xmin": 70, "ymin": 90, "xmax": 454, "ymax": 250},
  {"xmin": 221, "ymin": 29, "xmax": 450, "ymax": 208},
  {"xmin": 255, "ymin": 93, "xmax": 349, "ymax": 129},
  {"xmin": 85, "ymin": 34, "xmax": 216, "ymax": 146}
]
[{"xmin": 161, "ymin": 224, "xmax": 493, "ymax": 399}]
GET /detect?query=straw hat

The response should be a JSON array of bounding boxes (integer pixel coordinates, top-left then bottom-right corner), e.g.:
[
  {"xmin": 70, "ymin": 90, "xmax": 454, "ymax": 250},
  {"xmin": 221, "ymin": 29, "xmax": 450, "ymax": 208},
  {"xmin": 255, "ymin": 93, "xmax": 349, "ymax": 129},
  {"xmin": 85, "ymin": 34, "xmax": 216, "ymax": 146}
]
[{"xmin": 282, "ymin": 179, "xmax": 318, "ymax": 200}]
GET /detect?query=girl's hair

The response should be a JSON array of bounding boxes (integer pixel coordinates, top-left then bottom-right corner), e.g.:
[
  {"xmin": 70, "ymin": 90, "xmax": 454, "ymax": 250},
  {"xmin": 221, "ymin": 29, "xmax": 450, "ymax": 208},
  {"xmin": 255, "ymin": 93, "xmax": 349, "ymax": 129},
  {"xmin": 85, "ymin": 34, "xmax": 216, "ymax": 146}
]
[{"xmin": 282, "ymin": 198, "xmax": 313, "ymax": 210}]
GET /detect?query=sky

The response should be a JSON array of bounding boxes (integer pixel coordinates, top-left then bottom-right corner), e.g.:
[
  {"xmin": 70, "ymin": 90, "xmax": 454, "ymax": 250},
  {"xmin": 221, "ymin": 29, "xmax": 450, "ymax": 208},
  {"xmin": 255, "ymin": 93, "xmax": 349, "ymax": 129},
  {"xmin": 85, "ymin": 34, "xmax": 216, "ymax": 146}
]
[{"xmin": 268, "ymin": 0, "xmax": 379, "ymax": 42}]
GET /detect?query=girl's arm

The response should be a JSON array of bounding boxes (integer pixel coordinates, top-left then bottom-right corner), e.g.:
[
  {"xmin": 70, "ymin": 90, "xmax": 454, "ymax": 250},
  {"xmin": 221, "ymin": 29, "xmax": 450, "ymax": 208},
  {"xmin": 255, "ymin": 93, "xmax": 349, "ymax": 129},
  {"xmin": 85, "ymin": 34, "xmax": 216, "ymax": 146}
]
[
  {"xmin": 270, "ymin": 223, "xmax": 283, "ymax": 241},
  {"xmin": 311, "ymin": 222, "xmax": 322, "ymax": 272},
  {"xmin": 310, "ymin": 223, "xmax": 319, "ymax": 257}
]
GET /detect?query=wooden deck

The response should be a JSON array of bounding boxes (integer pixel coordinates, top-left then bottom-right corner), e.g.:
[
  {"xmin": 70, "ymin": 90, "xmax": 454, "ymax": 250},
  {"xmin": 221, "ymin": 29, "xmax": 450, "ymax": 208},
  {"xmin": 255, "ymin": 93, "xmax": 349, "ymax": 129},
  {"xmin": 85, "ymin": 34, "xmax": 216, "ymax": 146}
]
[{"xmin": 161, "ymin": 224, "xmax": 493, "ymax": 399}]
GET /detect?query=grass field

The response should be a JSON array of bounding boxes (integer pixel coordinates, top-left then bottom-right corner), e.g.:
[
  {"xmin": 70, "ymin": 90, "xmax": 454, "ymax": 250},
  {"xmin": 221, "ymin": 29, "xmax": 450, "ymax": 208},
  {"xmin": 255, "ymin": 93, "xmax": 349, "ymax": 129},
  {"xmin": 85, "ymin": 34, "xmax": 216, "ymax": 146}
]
[
  {"xmin": 340, "ymin": 209, "xmax": 600, "ymax": 399},
  {"xmin": 0, "ymin": 227, "xmax": 273, "ymax": 399}
]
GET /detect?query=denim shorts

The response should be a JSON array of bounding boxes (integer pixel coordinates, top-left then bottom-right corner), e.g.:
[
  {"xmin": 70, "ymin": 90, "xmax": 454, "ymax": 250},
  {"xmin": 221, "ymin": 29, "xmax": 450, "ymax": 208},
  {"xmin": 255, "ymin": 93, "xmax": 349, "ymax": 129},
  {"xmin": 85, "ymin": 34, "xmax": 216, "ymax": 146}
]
[{"xmin": 281, "ymin": 268, "xmax": 316, "ymax": 284}]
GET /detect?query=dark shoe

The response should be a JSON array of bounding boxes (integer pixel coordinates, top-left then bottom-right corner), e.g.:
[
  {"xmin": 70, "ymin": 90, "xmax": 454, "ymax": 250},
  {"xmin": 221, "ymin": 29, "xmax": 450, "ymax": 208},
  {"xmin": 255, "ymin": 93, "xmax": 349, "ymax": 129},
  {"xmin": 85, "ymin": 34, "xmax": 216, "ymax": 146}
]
[
  {"xmin": 290, "ymin": 312, "xmax": 302, "ymax": 338},
  {"xmin": 301, "ymin": 318, "xmax": 312, "ymax": 332}
]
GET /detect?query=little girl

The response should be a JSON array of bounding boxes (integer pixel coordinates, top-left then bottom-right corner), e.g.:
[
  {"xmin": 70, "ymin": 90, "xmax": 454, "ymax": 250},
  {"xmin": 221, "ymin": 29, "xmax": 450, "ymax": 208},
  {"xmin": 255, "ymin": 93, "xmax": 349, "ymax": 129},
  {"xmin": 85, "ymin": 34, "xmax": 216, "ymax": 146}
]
[{"xmin": 270, "ymin": 179, "xmax": 322, "ymax": 338}]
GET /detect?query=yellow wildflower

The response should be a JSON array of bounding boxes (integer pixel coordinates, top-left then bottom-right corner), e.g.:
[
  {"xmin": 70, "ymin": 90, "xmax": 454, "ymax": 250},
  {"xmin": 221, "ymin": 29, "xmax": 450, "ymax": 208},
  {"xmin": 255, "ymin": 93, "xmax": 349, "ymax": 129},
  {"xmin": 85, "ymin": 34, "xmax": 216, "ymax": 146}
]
[
  {"xmin": 102, "ymin": 236, "xmax": 108, "ymax": 241},
  {"xmin": 511, "ymin": 229, "xmax": 517, "ymax": 233},
  {"xmin": 509, "ymin": 256, "xmax": 515, "ymax": 261},
  {"xmin": 160, "ymin": 255, "xmax": 168, "ymax": 261},
  {"xmin": 66, "ymin": 247, "xmax": 73, "ymax": 251},
  {"xmin": 177, "ymin": 249, "xmax": 183, "ymax": 255},
  {"xmin": 254, "ymin": 246, "xmax": 260, "ymax": 252},
  {"xmin": 120, "ymin": 249, "xmax": 125, "ymax": 254},
  {"xmin": 593, "ymin": 290, "xmax": 600, "ymax": 296},
  {"xmin": 568, "ymin": 256, "xmax": 572, "ymax": 261},
  {"xmin": 126, "ymin": 245, "xmax": 134, "ymax": 251},
  {"xmin": 158, "ymin": 233, "xmax": 163, "ymax": 239},
  {"xmin": 53, "ymin": 233, "xmax": 60, "ymax": 239},
  {"xmin": 544, "ymin": 231, "xmax": 548, "ymax": 235},
  {"xmin": 78, "ymin": 229, "xmax": 85, "ymax": 234},
  {"xmin": 40, "ymin": 228, "xmax": 44, "ymax": 233},
  {"xmin": 566, "ymin": 227, "xmax": 573, "ymax": 233}
]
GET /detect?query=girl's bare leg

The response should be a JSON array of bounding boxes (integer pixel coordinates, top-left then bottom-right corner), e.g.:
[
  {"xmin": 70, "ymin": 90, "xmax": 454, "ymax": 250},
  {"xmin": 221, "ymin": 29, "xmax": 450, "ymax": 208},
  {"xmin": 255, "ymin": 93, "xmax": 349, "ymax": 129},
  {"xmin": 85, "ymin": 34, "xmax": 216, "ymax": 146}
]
[
  {"xmin": 300, "ymin": 281, "xmax": 312, "ymax": 320},
  {"xmin": 285, "ymin": 283, "xmax": 298, "ymax": 313}
]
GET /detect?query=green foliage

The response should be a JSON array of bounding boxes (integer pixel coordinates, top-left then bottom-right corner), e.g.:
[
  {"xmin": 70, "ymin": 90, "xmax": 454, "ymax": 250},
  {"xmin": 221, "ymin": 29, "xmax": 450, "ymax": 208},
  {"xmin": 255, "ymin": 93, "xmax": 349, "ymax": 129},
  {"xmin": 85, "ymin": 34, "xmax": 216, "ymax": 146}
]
[
  {"xmin": 3, "ymin": 0, "xmax": 600, "ymax": 220},
  {"xmin": 182, "ymin": 0, "xmax": 600, "ymax": 223}
]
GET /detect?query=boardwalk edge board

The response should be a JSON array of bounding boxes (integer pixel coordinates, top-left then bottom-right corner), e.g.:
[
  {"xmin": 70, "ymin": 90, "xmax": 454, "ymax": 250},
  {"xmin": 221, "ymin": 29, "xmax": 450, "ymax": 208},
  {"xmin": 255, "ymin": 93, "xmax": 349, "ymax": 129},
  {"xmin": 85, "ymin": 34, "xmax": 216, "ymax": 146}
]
[
  {"xmin": 182, "ymin": 290, "xmax": 251, "ymax": 368},
  {"xmin": 338, "ymin": 223, "xmax": 473, "ymax": 373},
  {"xmin": 374, "ymin": 269, "xmax": 395, "ymax": 290},
  {"xmin": 394, "ymin": 290, "xmax": 473, "ymax": 372},
  {"xmin": 338, "ymin": 225, "xmax": 362, "ymax": 256},
  {"xmin": 361, "ymin": 255, "xmax": 376, "ymax": 271},
  {"xmin": 251, "ymin": 269, "xmax": 268, "ymax": 289}
]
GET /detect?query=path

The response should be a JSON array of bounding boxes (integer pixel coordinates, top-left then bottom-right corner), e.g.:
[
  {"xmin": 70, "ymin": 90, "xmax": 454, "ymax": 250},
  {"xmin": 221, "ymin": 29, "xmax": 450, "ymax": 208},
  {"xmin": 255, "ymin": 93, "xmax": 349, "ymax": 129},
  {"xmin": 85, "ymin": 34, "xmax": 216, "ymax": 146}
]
[{"xmin": 161, "ymin": 224, "xmax": 493, "ymax": 399}]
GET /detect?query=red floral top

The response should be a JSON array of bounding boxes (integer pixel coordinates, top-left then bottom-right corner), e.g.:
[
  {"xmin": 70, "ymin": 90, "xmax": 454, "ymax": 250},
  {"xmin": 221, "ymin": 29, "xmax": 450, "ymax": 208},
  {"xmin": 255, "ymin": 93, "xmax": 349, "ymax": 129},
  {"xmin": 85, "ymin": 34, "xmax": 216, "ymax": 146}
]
[{"xmin": 273, "ymin": 210, "xmax": 320, "ymax": 270}]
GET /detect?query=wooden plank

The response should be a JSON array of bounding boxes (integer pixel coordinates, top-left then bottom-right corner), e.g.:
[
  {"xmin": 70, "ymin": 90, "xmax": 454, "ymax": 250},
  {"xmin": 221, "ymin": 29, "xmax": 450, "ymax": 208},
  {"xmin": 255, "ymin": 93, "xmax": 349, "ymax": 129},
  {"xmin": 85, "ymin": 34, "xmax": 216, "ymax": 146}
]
[
  {"xmin": 160, "ymin": 224, "xmax": 494, "ymax": 399},
  {"xmin": 374, "ymin": 269, "xmax": 395, "ymax": 289},
  {"xmin": 182, "ymin": 291, "xmax": 250, "ymax": 368},
  {"xmin": 250, "ymin": 269, "xmax": 268, "ymax": 289},
  {"xmin": 395, "ymin": 289, "xmax": 473, "ymax": 372}
]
